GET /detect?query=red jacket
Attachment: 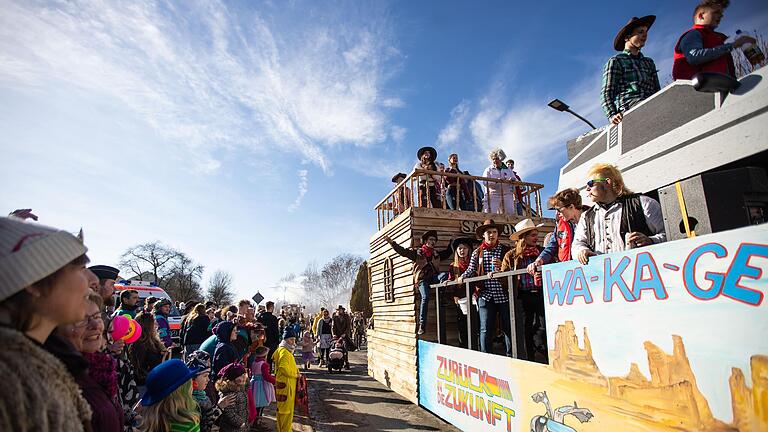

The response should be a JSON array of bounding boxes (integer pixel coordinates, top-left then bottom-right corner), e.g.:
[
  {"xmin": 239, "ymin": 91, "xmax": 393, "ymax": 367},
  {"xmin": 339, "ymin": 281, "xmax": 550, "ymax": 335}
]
[
  {"xmin": 673, "ymin": 25, "xmax": 735, "ymax": 80},
  {"xmin": 556, "ymin": 214, "xmax": 574, "ymax": 262}
]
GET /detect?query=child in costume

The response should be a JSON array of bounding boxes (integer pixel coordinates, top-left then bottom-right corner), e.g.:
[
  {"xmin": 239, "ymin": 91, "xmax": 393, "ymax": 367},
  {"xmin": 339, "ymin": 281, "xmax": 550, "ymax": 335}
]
[
  {"xmin": 186, "ymin": 351, "xmax": 236, "ymax": 432},
  {"xmin": 215, "ymin": 363, "xmax": 249, "ymax": 432},
  {"xmin": 300, "ymin": 331, "xmax": 315, "ymax": 370},
  {"xmin": 247, "ymin": 346, "xmax": 276, "ymax": 427},
  {"xmin": 139, "ymin": 359, "xmax": 200, "ymax": 432}
]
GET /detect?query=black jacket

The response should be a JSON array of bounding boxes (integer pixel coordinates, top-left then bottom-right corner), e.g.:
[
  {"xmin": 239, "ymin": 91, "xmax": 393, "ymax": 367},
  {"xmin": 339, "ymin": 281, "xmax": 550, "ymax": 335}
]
[
  {"xmin": 182, "ymin": 315, "xmax": 211, "ymax": 346},
  {"xmin": 257, "ymin": 312, "xmax": 280, "ymax": 347}
]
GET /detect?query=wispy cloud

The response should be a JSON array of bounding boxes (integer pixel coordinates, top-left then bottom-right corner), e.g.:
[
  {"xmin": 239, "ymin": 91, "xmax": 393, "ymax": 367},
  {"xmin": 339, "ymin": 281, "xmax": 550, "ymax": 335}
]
[
  {"xmin": 288, "ymin": 169, "xmax": 309, "ymax": 212},
  {"xmin": 0, "ymin": 0, "xmax": 403, "ymax": 174},
  {"xmin": 437, "ymin": 99, "xmax": 471, "ymax": 147}
]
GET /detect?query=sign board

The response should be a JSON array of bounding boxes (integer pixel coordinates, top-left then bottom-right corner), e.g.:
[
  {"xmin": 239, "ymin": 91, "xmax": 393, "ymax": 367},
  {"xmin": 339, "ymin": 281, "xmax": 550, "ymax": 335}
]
[
  {"xmin": 419, "ymin": 224, "xmax": 768, "ymax": 431},
  {"xmin": 251, "ymin": 292, "xmax": 264, "ymax": 305}
]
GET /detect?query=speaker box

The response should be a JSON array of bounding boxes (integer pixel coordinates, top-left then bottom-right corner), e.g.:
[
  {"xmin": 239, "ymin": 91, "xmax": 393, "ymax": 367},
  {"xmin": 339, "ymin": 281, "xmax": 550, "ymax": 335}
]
[{"xmin": 658, "ymin": 166, "xmax": 768, "ymax": 241}]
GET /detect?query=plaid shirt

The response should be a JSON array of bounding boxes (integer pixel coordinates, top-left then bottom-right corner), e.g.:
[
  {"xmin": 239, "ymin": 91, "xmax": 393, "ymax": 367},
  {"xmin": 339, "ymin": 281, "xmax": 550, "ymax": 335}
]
[
  {"xmin": 600, "ymin": 50, "xmax": 661, "ymax": 118},
  {"xmin": 461, "ymin": 244, "xmax": 508, "ymax": 303}
]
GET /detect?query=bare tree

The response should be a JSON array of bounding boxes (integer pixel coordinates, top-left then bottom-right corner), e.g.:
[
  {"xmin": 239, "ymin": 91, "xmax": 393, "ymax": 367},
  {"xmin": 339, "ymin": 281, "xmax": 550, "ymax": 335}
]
[
  {"xmin": 301, "ymin": 254, "xmax": 363, "ymax": 308},
  {"xmin": 119, "ymin": 242, "xmax": 180, "ymax": 285},
  {"xmin": 207, "ymin": 270, "xmax": 235, "ymax": 306},
  {"xmin": 165, "ymin": 253, "xmax": 204, "ymax": 302}
]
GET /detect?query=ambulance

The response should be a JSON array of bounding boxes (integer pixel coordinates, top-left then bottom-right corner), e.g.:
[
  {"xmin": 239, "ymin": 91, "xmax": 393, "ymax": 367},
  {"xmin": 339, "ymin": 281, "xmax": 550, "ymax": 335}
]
[{"xmin": 113, "ymin": 280, "xmax": 183, "ymax": 344}]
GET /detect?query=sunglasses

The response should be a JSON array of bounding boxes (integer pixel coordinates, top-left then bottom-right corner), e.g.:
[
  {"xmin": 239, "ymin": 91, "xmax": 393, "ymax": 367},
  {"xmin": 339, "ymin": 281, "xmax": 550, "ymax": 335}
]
[{"xmin": 586, "ymin": 178, "xmax": 608, "ymax": 188}]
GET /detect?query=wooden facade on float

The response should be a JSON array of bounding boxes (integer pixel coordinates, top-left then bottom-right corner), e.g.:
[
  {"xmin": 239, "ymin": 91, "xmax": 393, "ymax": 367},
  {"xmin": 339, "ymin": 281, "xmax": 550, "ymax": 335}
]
[{"xmin": 366, "ymin": 170, "xmax": 555, "ymax": 403}]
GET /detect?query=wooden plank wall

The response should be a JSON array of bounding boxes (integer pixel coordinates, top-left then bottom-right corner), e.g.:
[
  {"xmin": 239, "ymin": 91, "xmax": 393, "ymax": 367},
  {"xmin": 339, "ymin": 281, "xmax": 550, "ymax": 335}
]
[{"xmin": 367, "ymin": 207, "xmax": 555, "ymax": 404}]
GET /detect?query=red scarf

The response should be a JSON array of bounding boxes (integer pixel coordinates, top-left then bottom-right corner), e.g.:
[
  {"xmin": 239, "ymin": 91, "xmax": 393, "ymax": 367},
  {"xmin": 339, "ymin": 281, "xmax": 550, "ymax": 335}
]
[
  {"xmin": 522, "ymin": 245, "xmax": 540, "ymax": 258},
  {"xmin": 479, "ymin": 241, "xmax": 497, "ymax": 252},
  {"xmin": 420, "ymin": 244, "xmax": 434, "ymax": 258},
  {"xmin": 83, "ymin": 351, "xmax": 118, "ymax": 399}
]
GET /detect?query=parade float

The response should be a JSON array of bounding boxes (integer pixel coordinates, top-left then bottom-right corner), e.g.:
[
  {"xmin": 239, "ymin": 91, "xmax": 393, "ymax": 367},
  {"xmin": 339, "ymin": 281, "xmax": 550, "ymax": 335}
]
[{"xmin": 368, "ymin": 67, "xmax": 768, "ymax": 432}]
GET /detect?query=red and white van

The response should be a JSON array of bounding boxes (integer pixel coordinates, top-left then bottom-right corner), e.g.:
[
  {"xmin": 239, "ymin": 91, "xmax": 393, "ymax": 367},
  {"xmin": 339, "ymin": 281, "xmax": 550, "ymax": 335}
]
[{"xmin": 114, "ymin": 280, "xmax": 183, "ymax": 343}]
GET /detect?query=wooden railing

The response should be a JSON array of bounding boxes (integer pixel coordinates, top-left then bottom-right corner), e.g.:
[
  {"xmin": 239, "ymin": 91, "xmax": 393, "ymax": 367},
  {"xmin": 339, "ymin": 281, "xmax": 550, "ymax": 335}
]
[{"xmin": 374, "ymin": 169, "xmax": 545, "ymax": 230}]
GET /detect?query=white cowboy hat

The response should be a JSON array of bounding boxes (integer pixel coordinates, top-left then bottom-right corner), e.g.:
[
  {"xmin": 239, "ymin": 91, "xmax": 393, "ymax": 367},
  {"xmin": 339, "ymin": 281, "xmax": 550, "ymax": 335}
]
[{"xmin": 509, "ymin": 218, "xmax": 538, "ymax": 240}]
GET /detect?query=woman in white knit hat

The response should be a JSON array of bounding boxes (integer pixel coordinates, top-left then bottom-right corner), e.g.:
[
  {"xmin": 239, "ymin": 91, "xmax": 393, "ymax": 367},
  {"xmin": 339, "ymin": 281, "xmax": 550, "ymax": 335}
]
[{"xmin": 0, "ymin": 217, "xmax": 93, "ymax": 431}]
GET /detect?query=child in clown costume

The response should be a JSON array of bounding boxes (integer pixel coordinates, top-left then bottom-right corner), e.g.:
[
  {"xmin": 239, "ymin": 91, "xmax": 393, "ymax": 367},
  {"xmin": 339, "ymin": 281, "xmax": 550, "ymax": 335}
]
[{"xmin": 273, "ymin": 328, "xmax": 300, "ymax": 432}]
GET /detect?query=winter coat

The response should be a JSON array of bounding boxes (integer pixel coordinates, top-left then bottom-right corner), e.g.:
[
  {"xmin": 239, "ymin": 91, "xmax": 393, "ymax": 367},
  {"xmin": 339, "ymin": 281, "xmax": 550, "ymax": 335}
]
[
  {"xmin": 217, "ymin": 381, "xmax": 249, "ymax": 432},
  {"xmin": 192, "ymin": 389, "xmax": 222, "ymax": 432},
  {"xmin": 0, "ymin": 326, "xmax": 92, "ymax": 432},
  {"xmin": 213, "ymin": 322, "xmax": 238, "ymax": 376},
  {"xmin": 257, "ymin": 312, "xmax": 280, "ymax": 348},
  {"xmin": 331, "ymin": 312, "xmax": 352, "ymax": 338},
  {"xmin": 183, "ymin": 315, "xmax": 211, "ymax": 346},
  {"xmin": 155, "ymin": 313, "xmax": 173, "ymax": 348}
]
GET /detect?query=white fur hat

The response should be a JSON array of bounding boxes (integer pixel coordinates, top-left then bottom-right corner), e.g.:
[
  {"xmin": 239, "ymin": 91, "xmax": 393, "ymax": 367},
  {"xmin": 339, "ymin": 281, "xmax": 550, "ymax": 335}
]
[{"xmin": 0, "ymin": 217, "xmax": 87, "ymax": 302}]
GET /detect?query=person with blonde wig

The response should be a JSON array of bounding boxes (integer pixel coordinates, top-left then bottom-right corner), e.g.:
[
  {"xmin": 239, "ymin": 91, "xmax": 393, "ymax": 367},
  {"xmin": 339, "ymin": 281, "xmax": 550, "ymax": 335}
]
[{"xmin": 572, "ymin": 163, "xmax": 666, "ymax": 264}]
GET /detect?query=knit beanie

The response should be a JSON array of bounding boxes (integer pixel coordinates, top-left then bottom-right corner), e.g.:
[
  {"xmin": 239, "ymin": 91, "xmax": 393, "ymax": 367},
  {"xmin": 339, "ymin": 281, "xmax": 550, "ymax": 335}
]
[
  {"xmin": 217, "ymin": 362, "xmax": 246, "ymax": 381},
  {"xmin": 0, "ymin": 217, "xmax": 87, "ymax": 302}
]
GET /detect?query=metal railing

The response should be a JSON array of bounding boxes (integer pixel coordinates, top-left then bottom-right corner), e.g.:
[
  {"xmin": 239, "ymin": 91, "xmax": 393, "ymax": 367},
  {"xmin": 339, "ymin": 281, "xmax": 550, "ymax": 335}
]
[
  {"xmin": 430, "ymin": 268, "xmax": 530, "ymax": 357},
  {"xmin": 374, "ymin": 169, "xmax": 545, "ymax": 230}
]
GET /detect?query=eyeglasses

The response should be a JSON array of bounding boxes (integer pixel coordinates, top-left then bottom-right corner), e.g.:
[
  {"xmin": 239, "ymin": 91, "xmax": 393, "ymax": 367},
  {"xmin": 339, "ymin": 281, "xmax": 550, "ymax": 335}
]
[
  {"xmin": 556, "ymin": 206, "xmax": 569, "ymax": 214},
  {"xmin": 586, "ymin": 178, "xmax": 608, "ymax": 188},
  {"xmin": 74, "ymin": 312, "xmax": 103, "ymax": 328}
]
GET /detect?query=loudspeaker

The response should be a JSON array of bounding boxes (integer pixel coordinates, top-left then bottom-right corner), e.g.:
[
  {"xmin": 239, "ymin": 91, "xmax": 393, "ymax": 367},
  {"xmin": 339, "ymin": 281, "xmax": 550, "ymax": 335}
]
[{"xmin": 658, "ymin": 166, "xmax": 768, "ymax": 241}]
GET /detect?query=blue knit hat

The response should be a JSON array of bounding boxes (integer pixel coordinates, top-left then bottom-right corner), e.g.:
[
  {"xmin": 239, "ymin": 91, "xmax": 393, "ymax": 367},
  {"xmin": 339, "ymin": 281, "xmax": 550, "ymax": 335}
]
[
  {"xmin": 282, "ymin": 327, "xmax": 297, "ymax": 340},
  {"xmin": 141, "ymin": 359, "xmax": 200, "ymax": 406}
]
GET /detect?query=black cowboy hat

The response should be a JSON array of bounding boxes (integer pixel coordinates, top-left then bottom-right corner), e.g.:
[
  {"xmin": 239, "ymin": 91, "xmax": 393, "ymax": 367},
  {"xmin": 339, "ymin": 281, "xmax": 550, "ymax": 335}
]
[
  {"xmin": 391, "ymin": 172, "xmax": 407, "ymax": 183},
  {"xmin": 420, "ymin": 230, "xmax": 438, "ymax": 243},
  {"xmin": 451, "ymin": 237, "xmax": 476, "ymax": 252},
  {"xmin": 417, "ymin": 146, "xmax": 437, "ymax": 161},
  {"xmin": 614, "ymin": 15, "xmax": 656, "ymax": 51},
  {"xmin": 474, "ymin": 219, "xmax": 504, "ymax": 240}
]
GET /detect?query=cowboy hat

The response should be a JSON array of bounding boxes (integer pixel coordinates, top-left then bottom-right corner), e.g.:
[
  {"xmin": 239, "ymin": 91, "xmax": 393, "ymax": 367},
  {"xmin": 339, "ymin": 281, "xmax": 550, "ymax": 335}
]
[
  {"xmin": 475, "ymin": 219, "xmax": 504, "ymax": 240},
  {"xmin": 451, "ymin": 237, "xmax": 476, "ymax": 252},
  {"xmin": 420, "ymin": 230, "xmax": 438, "ymax": 243},
  {"xmin": 509, "ymin": 219, "xmax": 538, "ymax": 240},
  {"xmin": 391, "ymin": 172, "xmax": 407, "ymax": 183},
  {"xmin": 614, "ymin": 15, "xmax": 656, "ymax": 51},
  {"xmin": 417, "ymin": 146, "xmax": 437, "ymax": 161}
]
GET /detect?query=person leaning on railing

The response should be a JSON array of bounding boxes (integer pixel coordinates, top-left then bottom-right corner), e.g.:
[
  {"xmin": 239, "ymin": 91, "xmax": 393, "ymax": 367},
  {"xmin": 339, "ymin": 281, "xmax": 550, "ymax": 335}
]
[
  {"xmin": 443, "ymin": 154, "xmax": 474, "ymax": 211},
  {"xmin": 572, "ymin": 163, "xmax": 666, "ymax": 265},
  {"xmin": 456, "ymin": 220, "xmax": 513, "ymax": 356},
  {"xmin": 501, "ymin": 219, "xmax": 547, "ymax": 363},
  {"xmin": 414, "ymin": 146, "xmax": 442, "ymax": 209},
  {"xmin": 383, "ymin": 230, "xmax": 451, "ymax": 335},
  {"xmin": 389, "ymin": 172, "xmax": 413, "ymax": 215},
  {"xmin": 526, "ymin": 188, "xmax": 590, "ymax": 273}
]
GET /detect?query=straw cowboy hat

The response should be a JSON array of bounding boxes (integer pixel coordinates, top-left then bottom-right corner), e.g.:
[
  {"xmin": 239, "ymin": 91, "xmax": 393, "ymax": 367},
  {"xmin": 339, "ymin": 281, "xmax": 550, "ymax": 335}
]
[
  {"xmin": 509, "ymin": 219, "xmax": 538, "ymax": 240},
  {"xmin": 614, "ymin": 15, "xmax": 656, "ymax": 51},
  {"xmin": 417, "ymin": 146, "xmax": 437, "ymax": 161},
  {"xmin": 474, "ymin": 219, "xmax": 504, "ymax": 240}
]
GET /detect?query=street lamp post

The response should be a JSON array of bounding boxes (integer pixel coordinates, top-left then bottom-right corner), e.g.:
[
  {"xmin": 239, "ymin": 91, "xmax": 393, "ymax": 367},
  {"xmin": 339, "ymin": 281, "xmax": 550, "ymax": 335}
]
[{"xmin": 547, "ymin": 99, "xmax": 597, "ymax": 130}]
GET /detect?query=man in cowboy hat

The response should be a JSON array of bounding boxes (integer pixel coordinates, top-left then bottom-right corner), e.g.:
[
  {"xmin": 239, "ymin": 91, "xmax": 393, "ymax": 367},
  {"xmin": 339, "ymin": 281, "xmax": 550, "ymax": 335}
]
[
  {"xmin": 331, "ymin": 305, "xmax": 352, "ymax": 369},
  {"xmin": 457, "ymin": 219, "xmax": 513, "ymax": 356},
  {"xmin": 383, "ymin": 230, "xmax": 452, "ymax": 335},
  {"xmin": 600, "ymin": 15, "xmax": 661, "ymax": 125},
  {"xmin": 672, "ymin": 0, "xmax": 754, "ymax": 80},
  {"xmin": 390, "ymin": 172, "xmax": 413, "ymax": 215},
  {"xmin": 414, "ymin": 146, "xmax": 442, "ymax": 209},
  {"xmin": 501, "ymin": 219, "xmax": 547, "ymax": 362}
]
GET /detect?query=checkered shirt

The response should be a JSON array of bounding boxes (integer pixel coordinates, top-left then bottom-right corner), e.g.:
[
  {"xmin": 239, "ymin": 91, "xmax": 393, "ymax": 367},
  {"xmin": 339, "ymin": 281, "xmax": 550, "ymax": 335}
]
[
  {"xmin": 461, "ymin": 244, "xmax": 508, "ymax": 303},
  {"xmin": 600, "ymin": 50, "xmax": 661, "ymax": 118}
]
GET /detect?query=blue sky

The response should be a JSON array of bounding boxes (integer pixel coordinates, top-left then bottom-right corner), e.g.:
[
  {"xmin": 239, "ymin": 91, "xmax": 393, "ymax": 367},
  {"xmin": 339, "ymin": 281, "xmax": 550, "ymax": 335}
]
[{"xmin": 2, "ymin": 0, "xmax": 767, "ymax": 303}]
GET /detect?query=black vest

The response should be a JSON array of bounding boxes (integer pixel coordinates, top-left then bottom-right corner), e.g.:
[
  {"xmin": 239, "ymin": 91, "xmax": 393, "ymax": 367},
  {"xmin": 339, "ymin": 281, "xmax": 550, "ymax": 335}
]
[{"xmin": 617, "ymin": 194, "xmax": 653, "ymax": 240}]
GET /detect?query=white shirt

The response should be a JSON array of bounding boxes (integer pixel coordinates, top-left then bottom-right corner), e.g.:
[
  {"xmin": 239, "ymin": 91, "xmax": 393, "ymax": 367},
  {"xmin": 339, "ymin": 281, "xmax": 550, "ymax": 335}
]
[
  {"xmin": 572, "ymin": 195, "xmax": 666, "ymax": 256},
  {"xmin": 482, "ymin": 165, "xmax": 515, "ymax": 194}
]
